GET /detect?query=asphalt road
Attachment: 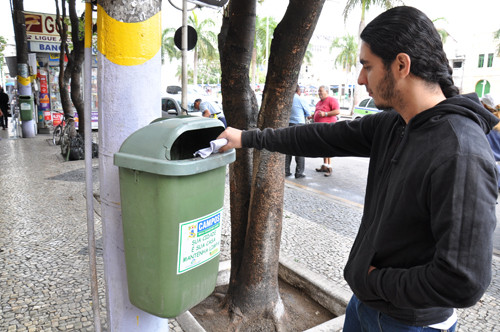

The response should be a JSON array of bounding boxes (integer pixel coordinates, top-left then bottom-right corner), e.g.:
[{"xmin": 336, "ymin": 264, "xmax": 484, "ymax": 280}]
[{"xmin": 285, "ymin": 156, "xmax": 500, "ymax": 256}]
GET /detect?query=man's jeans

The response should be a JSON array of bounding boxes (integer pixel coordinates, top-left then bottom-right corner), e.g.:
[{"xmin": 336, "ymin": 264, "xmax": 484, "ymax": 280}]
[
  {"xmin": 285, "ymin": 123, "xmax": 305, "ymax": 175},
  {"xmin": 343, "ymin": 295, "xmax": 457, "ymax": 332}
]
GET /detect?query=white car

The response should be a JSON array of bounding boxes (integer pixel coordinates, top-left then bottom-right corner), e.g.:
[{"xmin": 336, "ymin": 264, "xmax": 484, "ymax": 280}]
[
  {"xmin": 352, "ymin": 97, "xmax": 381, "ymax": 119},
  {"xmin": 161, "ymin": 95, "xmax": 202, "ymax": 118}
]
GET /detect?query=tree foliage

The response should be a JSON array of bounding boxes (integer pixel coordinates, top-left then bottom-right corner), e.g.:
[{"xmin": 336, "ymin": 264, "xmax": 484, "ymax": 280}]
[
  {"xmin": 0, "ymin": 36, "xmax": 7, "ymax": 73},
  {"xmin": 161, "ymin": 27, "xmax": 181, "ymax": 64},
  {"xmin": 189, "ymin": 12, "xmax": 218, "ymax": 84},
  {"xmin": 495, "ymin": 28, "xmax": 500, "ymax": 56},
  {"xmin": 342, "ymin": 0, "xmax": 402, "ymax": 109},
  {"xmin": 330, "ymin": 34, "xmax": 358, "ymax": 71}
]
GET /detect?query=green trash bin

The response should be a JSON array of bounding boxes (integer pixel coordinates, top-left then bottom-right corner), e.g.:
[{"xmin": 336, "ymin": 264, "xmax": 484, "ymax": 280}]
[
  {"xmin": 114, "ymin": 116, "xmax": 235, "ymax": 318},
  {"xmin": 19, "ymin": 95, "xmax": 34, "ymax": 121}
]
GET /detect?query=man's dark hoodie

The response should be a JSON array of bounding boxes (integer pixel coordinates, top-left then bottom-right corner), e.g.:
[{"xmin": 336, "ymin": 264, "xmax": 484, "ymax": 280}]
[{"xmin": 241, "ymin": 93, "xmax": 498, "ymax": 326}]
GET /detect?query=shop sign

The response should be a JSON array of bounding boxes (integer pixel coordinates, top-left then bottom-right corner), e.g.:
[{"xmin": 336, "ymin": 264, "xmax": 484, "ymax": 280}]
[
  {"xmin": 24, "ymin": 11, "xmax": 70, "ymax": 43},
  {"xmin": 29, "ymin": 41, "xmax": 61, "ymax": 53}
]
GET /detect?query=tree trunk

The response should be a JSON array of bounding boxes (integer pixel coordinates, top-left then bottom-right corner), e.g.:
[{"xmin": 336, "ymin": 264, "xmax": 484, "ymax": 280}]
[
  {"xmin": 251, "ymin": 47, "xmax": 257, "ymax": 86},
  {"xmin": 194, "ymin": 48, "xmax": 198, "ymax": 85},
  {"xmin": 68, "ymin": 0, "xmax": 85, "ymax": 136},
  {"xmin": 12, "ymin": 0, "xmax": 28, "ymax": 69},
  {"xmin": 55, "ymin": 0, "xmax": 76, "ymax": 136},
  {"xmin": 12, "ymin": 0, "xmax": 31, "ymax": 96},
  {"xmin": 219, "ymin": 0, "xmax": 325, "ymax": 330},
  {"xmin": 351, "ymin": 17, "xmax": 366, "ymax": 114}
]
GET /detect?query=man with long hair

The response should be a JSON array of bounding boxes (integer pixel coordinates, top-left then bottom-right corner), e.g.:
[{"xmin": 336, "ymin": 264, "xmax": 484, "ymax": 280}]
[{"xmin": 218, "ymin": 6, "xmax": 497, "ymax": 331}]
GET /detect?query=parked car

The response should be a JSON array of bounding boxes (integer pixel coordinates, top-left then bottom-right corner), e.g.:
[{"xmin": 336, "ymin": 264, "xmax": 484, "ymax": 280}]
[
  {"xmin": 161, "ymin": 95, "xmax": 202, "ymax": 118},
  {"xmin": 162, "ymin": 85, "xmax": 222, "ymax": 118},
  {"xmin": 352, "ymin": 97, "xmax": 381, "ymax": 119}
]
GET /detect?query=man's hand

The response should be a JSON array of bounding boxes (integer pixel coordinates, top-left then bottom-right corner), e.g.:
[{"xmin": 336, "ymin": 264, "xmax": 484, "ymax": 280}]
[{"xmin": 217, "ymin": 127, "xmax": 243, "ymax": 153}]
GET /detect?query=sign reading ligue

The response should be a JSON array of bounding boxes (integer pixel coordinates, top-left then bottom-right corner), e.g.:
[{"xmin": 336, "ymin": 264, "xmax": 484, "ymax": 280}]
[{"xmin": 24, "ymin": 11, "xmax": 73, "ymax": 43}]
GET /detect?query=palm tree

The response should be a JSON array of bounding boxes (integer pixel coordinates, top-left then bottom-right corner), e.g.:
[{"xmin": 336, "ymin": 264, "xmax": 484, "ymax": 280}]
[
  {"xmin": 432, "ymin": 17, "xmax": 449, "ymax": 44},
  {"xmin": 161, "ymin": 27, "xmax": 181, "ymax": 64},
  {"xmin": 330, "ymin": 35, "xmax": 358, "ymax": 107},
  {"xmin": 175, "ymin": 64, "xmax": 193, "ymax": 83},
  {"xmin": 251, "ymin": 15, "xmax": 278, "ymax": 85},
  {"xmin": 0, "ymin": 36, "xmax": 7, "ymax": 86},
  {"xmin": 331, "ymin": 35, "xmax": 358, "ymax": 71},
  {"xmin": 342, "ymin": 0, "xmax": 403, "ymax": 111},
  {"xmin": 188, "ymin": 12, "xmax": 218, "ymax": 85},
  {"xmin": 495, "ymin": 28, "xmax": 500, "ymax": 56}
]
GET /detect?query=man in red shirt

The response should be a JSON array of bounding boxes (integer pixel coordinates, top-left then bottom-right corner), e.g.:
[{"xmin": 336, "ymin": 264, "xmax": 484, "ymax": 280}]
[{"xmin": 311, "ymin": 85, "xmax": 340, "ymax": 176}]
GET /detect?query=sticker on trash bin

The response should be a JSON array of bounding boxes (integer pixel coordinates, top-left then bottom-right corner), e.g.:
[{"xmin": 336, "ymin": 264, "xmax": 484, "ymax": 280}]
[{"xmin": 177, "ymin": 208, "xmax": 222, "ymax": 274}]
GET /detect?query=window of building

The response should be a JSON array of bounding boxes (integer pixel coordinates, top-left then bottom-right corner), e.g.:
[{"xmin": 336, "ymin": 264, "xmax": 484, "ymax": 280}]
[
  {"xmin": 453, "ymin": 60, "xmax": 463, "ymax": 69},
  {"xmin": 475, "ymin": 80, "xmax": 490, "ymax": 97},
  {"xmin": 478, "ymin": 54, "xmax": 485, "ymax": 68},
  {"xmin": 487, "ymin": 53, "xmax": 494, "ymax": 67}
]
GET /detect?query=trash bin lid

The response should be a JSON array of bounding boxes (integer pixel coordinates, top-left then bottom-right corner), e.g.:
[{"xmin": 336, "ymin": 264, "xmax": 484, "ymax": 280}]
[{"xmin": 114, "ymin": 117, "xmax": 235, "ymax": 176}]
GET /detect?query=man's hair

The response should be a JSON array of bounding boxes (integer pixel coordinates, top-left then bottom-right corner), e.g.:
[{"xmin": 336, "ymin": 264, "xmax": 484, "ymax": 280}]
[
  {"xmin": 194, "ymin": 98, "xmax": 202, "ymax": 103},
  {"xmin": 360, "ymin": 6, "xmax": 459, "ymax": 98}
]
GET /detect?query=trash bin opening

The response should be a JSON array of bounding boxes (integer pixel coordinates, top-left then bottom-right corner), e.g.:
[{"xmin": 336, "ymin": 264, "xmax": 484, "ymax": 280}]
[{"xmin": 170, "ymin": 126, "xmax": 224, "ymax": 160}]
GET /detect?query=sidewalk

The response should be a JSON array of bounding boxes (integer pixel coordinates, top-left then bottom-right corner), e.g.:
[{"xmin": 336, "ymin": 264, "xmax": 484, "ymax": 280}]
[{"xmin": 0, "ymin": 132, "xmax": 498, "ymax": 331}]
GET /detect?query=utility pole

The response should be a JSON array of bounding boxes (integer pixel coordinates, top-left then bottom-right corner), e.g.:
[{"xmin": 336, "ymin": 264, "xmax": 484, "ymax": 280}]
[
  {"xmin": 181, "ymin": 0, "xmax": 188, "ymax": 112},
  {"xmin": 97, "ymin": 0, "xmax": 168, "ymax": 330},
  {"xmin": 12, "ymin": 0, "xmax": 36, "ymax": 137}
]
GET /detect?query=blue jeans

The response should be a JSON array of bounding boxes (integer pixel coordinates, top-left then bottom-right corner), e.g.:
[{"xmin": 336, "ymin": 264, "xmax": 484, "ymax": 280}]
[{"xmin": 343, "ymin": 295, "xmax": 457, "ymax": 332}]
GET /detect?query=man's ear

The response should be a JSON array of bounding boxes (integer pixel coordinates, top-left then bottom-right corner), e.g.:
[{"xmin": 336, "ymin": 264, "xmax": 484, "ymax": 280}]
[{"xmin": 395, "ymin": 53, "xmax": 411, "ymax": 77}]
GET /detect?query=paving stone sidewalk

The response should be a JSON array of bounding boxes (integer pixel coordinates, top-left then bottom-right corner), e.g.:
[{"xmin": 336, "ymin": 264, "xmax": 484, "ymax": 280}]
[{"xmin": 0, "ymin": 133, "xmax": 498, "ymax": 331}]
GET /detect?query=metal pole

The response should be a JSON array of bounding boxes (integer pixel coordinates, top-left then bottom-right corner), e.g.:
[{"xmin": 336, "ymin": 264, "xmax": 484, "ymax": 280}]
[
  {"xmin": 84, "ymin": 2, "xmax": 101, "ymax": 331},
  {"xmin": 181, "ymin": 0, "xmax": 188, "ymax": 113}
]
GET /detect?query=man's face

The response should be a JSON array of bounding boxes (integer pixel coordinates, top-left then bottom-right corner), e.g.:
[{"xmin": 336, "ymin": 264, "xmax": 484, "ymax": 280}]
[
  {"xmin": 318, "ymin": 87, "xmax": 328, "ymax": 101},
  {"xmin": 194, "ymin": 101, "xmax": 200, "ymax": 110},
  {"xmin": 358, "ymin": 42, "xmax": 398, "ymax": 110}
]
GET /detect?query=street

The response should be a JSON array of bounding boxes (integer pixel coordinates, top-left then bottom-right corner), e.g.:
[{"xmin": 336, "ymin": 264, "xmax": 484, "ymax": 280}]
[{"xmin": 284, "ymin": 156, "xmax": 500, "ymax": 256}]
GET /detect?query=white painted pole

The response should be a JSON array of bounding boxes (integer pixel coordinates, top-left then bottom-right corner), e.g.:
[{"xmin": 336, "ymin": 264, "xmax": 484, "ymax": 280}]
[{"xmin": 97, "ymin": 1, "xmax": 169, "ymax": 330}]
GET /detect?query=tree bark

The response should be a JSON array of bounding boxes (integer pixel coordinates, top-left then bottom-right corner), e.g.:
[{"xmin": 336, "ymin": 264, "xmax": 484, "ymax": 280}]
[
  {"xmin": 68, "ymin": 0, "xmax": 85, "ymax": 136},
  {"xmin": 12, "ymin": 0, "xmax": 28, "ymax": 66},
  {"xmin": 219, "ymin": 0, "xmax": 325, "ymax": 330},
  {"xmin": 55, "ymin": 0, "xmax": 75, "ymax": 136}
]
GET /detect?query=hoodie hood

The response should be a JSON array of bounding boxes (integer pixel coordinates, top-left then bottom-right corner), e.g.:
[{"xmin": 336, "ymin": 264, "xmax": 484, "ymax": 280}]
[
  {"xmin": 412, "ymin": 92, "xmax": 499, "ymax": 134},
  {"xmin": 391, "ymin": 93, "xmax": 499, "ymax": 164}
]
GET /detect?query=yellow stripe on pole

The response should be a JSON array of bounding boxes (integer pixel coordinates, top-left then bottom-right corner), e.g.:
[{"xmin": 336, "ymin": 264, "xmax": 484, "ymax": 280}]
[
  {"xmin": 85, "ymin": 2, "xmax": 92, "ymax": 49},
  {"xmin": 97, "ymin": 5, "xmax": 160, "ymax": 66},
  {"xmin": 17, "ymin": 76, "xmax": 31, "ymax": 86}
]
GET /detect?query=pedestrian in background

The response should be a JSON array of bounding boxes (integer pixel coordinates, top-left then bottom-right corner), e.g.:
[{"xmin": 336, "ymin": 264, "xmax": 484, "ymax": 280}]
[
  {"xmin": 218, "ymin": 6, "xmax": 497, "ymax": 332},
  {"xmin": 285, "ymin": 85, "xmax": 311, "ymax": 179},
  {"xmin": 0, "ymin": 86, "xmax": 9, "ymax": 130},
  {"xmin": 194, "ymin": 98, "xmax": 227, "ymax": 128},
  {"xmin": 482, "ymin": 94, "xmax": 500, "ymax": 190},
  {"xmin": 311, "ymin": 85, "xmax": 339, "ymax": 176}
]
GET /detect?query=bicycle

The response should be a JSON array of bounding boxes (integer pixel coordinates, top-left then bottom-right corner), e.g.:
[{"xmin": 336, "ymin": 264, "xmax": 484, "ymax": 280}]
[
  {"xmin": 52, "ymin": 112, "xmax": 73, "ymax": 145},
  {"xmin": 59, "ymin": 116, "xmax": 75, "ymax": 159}
]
